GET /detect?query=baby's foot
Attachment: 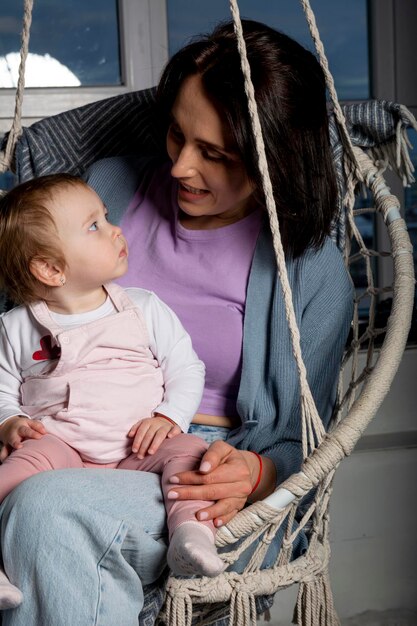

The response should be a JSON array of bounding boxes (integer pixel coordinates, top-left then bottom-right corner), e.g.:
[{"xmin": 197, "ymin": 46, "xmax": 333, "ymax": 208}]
[
  {"xmin": 167, "ymin": 521, "xmax": 225, "ymax": 577},
  {"xmin": 0, "ymin": 568, "xmax": 23, "ymax": 609}
]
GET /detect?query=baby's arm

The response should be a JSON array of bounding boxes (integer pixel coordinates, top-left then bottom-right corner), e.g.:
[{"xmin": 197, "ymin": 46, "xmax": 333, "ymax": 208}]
[
  {"xmin": 0, "ymin": 319, "xmax": 26, "ymax": 422},
  {"xmin": 126, "ymin": 289, "xmax": 205, "ymax": 457},
  {"xmin": 0, "ymin": 315, "xmax": 47, "ymax": 459}
]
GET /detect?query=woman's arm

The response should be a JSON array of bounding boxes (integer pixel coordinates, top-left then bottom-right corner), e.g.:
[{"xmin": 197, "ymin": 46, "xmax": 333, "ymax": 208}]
[
  {"xmin": 166, "ymin": 242, "xmax": 354, "ymax": 525},
  {"xmin": 259, "ymin": 274, "xmax": 354, "ymax": 486}
]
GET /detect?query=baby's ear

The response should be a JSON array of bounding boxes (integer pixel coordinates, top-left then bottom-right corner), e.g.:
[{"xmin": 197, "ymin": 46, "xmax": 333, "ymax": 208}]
[{"xmin": 29, "ymin": 258, "xmax": 64, "ymax": 288}]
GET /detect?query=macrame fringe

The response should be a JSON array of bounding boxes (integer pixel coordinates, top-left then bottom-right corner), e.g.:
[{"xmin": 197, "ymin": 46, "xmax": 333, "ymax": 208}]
[
  {"xmin": 163, "ymin": 591, "xmax": 193, "ymax": 626},
  {"xmin": 292, "ymin": 572, "xmax": 340, "ymax": 626},
  {"xmin": 368, "ymin": 105, "xmax": 417, "ymax": 187},
  {"xmin": 229, "ymin": 590, "xmax": 257, "ymax": 626}
]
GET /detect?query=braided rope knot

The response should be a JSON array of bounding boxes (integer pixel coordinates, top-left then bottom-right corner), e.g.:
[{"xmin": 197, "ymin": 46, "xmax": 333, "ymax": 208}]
[{"xmin": 216, "ymin": 501, "xmax": 288, "ymax": 547}]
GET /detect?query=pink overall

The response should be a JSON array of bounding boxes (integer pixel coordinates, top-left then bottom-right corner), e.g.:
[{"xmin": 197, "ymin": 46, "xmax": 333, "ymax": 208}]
[{"xmin": 0, "ymin": 284, "xmax": 212, "ymax": 538}]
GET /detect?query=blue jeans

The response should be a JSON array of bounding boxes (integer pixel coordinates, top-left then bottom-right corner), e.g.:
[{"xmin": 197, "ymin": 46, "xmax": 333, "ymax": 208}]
[
  {"xmin": 0, "ymin": 425, "xmax": 306, "ymax": 625},
  {"xmin": 1, "ymin": 469, "xmax": 168, "ymax": 626},
  {"xmin": 0, "ymin": 425, "xmax": 228, "ymax": 625}
]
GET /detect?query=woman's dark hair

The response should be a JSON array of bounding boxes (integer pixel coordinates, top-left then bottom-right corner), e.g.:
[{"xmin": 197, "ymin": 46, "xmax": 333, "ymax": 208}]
[{"xmin": 157, "ymin": 19, "xmax": 337, "ymax": 258}]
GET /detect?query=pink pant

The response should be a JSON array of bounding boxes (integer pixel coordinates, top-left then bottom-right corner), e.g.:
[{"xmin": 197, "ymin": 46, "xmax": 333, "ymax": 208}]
[{"xmin": 0, "ymin": 433, "xmax": 213, "ymax": 538}]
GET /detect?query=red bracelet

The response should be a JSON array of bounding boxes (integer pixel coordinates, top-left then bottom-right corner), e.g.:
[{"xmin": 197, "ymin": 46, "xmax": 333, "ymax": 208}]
[{"xmin": 249, "ymin": 451, "xmax": 263, "ymax": 495}]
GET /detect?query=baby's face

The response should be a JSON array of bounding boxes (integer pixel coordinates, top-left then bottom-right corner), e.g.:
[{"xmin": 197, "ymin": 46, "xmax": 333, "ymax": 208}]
[{"xmin": 49, "ymin": 184, "xmax": 128, "ymax": 290}]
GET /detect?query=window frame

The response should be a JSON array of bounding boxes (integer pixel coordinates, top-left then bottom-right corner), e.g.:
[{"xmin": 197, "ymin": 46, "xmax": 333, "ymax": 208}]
[
  {"xmin": 0, "ymin": 0, "xmax": 168, "ymax": 136},
  {"xmin": 369, "ymin": 0, "xmax": 417, "ymax": 299}
]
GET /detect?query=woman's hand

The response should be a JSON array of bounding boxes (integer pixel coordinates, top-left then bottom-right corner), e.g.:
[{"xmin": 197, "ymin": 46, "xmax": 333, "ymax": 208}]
[{"xmin": 167, "ymin": 440, "xmax": 276, "ymax": 527}]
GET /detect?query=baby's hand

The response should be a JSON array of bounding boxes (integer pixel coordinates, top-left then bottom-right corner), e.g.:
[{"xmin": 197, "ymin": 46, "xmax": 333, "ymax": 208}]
[
  {"xmin": 0, "ymin": 416, "xmax": 46, "ymax": 450},
  {"xmin": 128, "ymin": 414, "xmax": 181, "ymax": 459}
]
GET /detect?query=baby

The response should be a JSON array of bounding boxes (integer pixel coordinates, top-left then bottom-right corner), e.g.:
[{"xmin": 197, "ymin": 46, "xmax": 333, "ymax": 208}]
[{"xmin": 0, "ymin": 174, "xmax": 225, "ymax": 608}]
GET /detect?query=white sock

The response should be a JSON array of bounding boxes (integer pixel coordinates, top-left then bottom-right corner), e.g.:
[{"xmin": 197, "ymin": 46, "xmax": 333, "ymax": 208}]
[
  {"xmin": 0, "ymin": 568, "xmax": 23, "ymax": 610},
  {"xmin": 167, "ymin": 521, "xmax": 225, "ymax": 577}
]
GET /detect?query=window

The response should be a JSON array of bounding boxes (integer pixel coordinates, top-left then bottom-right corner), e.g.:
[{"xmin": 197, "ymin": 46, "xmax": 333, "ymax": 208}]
[
  {"xmin": 167, "ymin": 0, "xmax": 369, "ymax": 100},
  {"xmin": 0, "ymin": 0, "xmax": 121, "ymax": 88},
  {"xmin": 0, "ymin": 0, "xmax": 168, "ymax": 134}
]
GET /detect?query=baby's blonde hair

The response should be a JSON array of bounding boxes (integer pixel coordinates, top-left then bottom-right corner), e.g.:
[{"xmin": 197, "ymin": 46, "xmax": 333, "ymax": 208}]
[{"xmin": 0, "ymin": 173, "xmax": 89, "ymax": 304}]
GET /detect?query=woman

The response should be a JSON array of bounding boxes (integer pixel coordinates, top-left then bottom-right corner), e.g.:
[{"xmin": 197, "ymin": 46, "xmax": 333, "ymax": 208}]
[{"xmin": 0, "ymin": 19, "xmax": 353, "ymax": 625}]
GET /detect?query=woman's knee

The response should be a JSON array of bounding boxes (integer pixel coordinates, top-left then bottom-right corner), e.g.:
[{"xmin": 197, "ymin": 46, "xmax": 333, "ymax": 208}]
[
  {"xmin": 1, "ymin": 471, "xmax": 64, "ymax": 533},
  {"xmin": 1, "ymin": 469, "xmax": 168, "ymax": 553}
]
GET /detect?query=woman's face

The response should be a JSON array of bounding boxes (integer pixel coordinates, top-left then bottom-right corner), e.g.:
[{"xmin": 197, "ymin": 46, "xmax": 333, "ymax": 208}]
[{"xmin": 166, "ymin": 74, "xmax": 256, "ymax": 228}]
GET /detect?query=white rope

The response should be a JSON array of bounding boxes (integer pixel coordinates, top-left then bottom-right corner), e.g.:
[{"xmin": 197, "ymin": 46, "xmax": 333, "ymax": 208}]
[
  {"xmin": 299, "ymin": 0, "xmax": 362, "ymax": 184},
  {"xmin": 228, "ymin": 0, "xmax": 325, "ymax": 459},
  {"xmin": 0, "ymin": 0, "xmax": 34, "ymax": 175}
]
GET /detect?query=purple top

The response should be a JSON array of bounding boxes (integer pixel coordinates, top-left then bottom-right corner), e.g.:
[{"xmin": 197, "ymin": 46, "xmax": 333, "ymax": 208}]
[{"xmin": 118, "ymin": 162, "xmax": 263, "ymax": 417}]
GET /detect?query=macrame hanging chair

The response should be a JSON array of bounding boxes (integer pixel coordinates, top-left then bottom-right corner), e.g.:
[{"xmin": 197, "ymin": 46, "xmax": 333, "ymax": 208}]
[{"xmin": 0, "ymin": 0, "xmax": 416, "ymax": 625}]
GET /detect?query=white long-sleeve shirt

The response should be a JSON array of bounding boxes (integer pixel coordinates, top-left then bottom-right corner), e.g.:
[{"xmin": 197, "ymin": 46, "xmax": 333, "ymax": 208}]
[{"xmin": 0, "ymin": 287, "xmax": 205, "ymax": 434}]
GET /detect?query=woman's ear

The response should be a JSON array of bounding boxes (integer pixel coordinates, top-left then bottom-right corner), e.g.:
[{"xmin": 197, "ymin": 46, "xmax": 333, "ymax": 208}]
[{"xmin": 29, "ymin": 258, "xmax": 65, "ymax": 288}]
